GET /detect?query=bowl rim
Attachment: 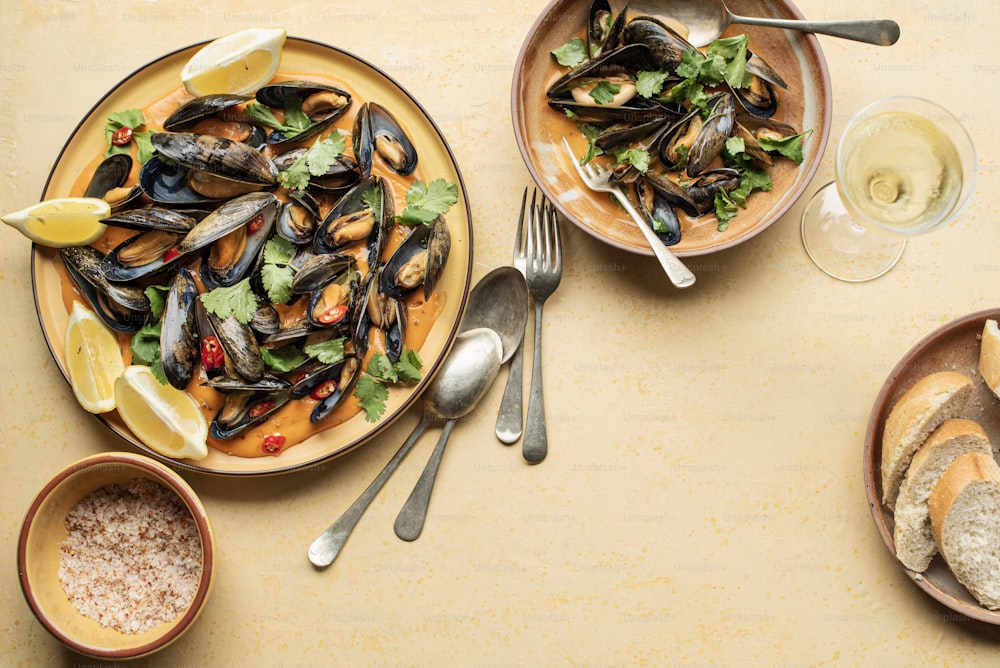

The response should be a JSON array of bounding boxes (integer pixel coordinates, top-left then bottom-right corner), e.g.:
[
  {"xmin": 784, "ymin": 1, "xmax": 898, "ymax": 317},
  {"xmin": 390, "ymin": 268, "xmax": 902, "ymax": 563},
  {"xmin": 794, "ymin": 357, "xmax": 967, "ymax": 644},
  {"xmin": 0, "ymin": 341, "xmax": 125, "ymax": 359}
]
[
  {"xmin": 17, "ymin": 451, "xmax": 215, "ymax": 659},
  {"xmin": 510, "ymin": 0, "xmax": 833, "ymax": 257}
]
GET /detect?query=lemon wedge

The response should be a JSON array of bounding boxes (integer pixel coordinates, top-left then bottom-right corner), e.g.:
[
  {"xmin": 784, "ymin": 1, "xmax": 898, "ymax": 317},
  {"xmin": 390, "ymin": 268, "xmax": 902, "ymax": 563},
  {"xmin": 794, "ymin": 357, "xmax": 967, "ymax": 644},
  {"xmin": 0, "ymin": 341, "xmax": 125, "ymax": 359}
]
[
  {"xmin": 64, "ymin": 301, "xmax": 125, "ymax": 414},
  {"xmin": 2, "ymin": 197, "xmax": 109, "ymax": 247},
  {"xmin": 181, "ymin": 27, "xmax": 286, "ymax": 96},
  {"xmin": 114, "ymin": 365, "xmax": 210, "ymax": 461}
]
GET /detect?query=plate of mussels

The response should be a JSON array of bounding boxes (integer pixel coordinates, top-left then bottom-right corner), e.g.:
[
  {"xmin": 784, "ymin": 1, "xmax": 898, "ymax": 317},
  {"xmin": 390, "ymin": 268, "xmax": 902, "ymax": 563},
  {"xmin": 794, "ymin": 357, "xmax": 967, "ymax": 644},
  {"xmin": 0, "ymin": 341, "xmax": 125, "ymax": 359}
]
[
  {"xmin": 31, "ymin": 36, "xmax": 473, "ymax": 475},
  {"xmin": 512, "ymin": 0, "xmax": 832, "ymax": 257}
]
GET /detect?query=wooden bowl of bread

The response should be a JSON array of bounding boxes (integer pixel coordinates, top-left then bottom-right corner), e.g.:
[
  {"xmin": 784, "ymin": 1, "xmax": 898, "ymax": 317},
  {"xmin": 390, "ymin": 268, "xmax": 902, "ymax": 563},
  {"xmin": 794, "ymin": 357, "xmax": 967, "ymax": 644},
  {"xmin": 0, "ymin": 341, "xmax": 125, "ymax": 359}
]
[{"xmin": 865, "ymin": 309, "xmax": 1000, "ymax": 624}]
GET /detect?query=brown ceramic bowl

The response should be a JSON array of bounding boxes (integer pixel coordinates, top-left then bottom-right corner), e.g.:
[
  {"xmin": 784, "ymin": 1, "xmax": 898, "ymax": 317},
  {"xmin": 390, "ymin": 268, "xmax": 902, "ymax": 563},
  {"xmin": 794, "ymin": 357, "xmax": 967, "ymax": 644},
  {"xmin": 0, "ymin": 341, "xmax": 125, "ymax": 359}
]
[
  {"xmin": 511, "ymin": 0, "xmax": 832, "ymax": 257},
  {"xmin": 865, "ymin": 309, "xmax": 1000, "ymax": 624},
  {"xmin": 17, "ymin": 452, "xmax": 215, "ymax": 658}
]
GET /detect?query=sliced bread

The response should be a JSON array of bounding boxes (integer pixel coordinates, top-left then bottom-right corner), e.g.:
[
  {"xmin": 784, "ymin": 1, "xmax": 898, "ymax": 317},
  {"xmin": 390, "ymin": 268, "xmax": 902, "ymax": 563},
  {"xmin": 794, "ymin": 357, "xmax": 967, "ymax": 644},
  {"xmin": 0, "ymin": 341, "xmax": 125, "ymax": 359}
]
[
  {"xmin": 979, "ymin": 319, "xmax": 1000, "ymax": 400},
  {"xmin": 881, "ymin": 371, "xmax": 974, "ymax": 510},
  {"xmin": 928, "ymin": 451, "xmax": 1000, "ymax": 610},
  {"xmin": 893, "ymin": 419, "xmax": 990, "ymax": 572}
]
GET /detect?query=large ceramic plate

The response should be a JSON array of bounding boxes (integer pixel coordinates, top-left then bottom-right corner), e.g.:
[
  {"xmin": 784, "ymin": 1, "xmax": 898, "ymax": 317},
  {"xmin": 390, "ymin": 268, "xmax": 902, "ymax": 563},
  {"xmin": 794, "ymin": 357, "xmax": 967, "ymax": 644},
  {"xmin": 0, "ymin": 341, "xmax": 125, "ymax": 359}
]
[
  {"xmin": 31, "ymin": 37, "xmax": 473, "ymax": 476},
  {"xmin": 864, "ymin": 309, "xmax": 1000, "ymax": 624},
  {"xmin": 511, "ymin": 0, "xmax": 831, "ymax": 257}
]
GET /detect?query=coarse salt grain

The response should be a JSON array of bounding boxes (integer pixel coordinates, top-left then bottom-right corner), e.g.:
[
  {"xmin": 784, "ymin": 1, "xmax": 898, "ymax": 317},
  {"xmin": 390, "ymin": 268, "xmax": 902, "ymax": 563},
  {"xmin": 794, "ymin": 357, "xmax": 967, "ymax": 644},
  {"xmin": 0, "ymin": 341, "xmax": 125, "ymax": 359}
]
[{"xmin": 58, "ymin": 477, "xmax": 202, "ymax": 634}]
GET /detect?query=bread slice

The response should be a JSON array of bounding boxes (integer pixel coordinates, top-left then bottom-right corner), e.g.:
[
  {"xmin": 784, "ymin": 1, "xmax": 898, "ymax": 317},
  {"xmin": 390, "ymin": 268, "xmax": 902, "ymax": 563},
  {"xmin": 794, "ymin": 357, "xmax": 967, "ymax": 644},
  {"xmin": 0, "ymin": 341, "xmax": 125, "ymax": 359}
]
[
  {"xmin": 979, "ymin": 319, "xmax": 1000, "ymax": 400},
  {"xmin": 929, "ymin": 451, "xmax": 1000, "ymax": 609},
  {"xmin": 881, "ymin": 371, "xmax": 974, "ymax": 510},
  {"xmin": 893, "ymin": 419, "xmax": 990, "ymax": 571}
]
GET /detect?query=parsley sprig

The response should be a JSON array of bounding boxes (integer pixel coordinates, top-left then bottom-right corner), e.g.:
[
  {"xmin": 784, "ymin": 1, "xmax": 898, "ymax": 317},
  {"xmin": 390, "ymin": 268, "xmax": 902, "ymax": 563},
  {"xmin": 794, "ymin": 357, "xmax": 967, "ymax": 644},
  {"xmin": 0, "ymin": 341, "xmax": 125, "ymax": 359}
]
[
  {"xmin": 277, "ymin": 133, "xmax": 347, "ymax": 191},
  {"xmin": 354, "ymin": 350, "xmax": 422, "ymax": 422},
  {"xmin": 397, "ymin": 179, "xmax": 459, "ymax": 226}
]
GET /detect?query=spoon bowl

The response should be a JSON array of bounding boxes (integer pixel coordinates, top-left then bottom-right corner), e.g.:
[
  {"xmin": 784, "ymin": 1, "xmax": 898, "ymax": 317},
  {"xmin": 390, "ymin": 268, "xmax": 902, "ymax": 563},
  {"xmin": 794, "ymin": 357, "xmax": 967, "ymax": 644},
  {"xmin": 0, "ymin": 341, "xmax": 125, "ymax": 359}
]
[
  {"xmin": 460, "ymin": 266, "xmax": 529, "ymax": 364},
  {"xmin": 308, "ymin": 327, "xmax": 503, "ymax": 567},
  {"xmin": 641, "ymin": 0, "xmax": 899, "ymax": 47}
]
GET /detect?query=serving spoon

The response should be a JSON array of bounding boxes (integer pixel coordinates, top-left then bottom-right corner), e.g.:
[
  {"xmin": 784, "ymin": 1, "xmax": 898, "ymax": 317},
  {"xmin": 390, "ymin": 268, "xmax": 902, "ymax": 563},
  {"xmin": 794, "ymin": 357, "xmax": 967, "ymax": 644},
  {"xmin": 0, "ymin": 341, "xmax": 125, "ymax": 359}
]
[
  {"xmin": 646, "ymin": 0, "xmax": 900, "ymax": 47},
  {"xmin": 394, "ymin": 267, "xmax": 529, "ymax": 541},
  {"xmin": 308, "ymin": 327, "xmax": 503, "ymax": 568}
]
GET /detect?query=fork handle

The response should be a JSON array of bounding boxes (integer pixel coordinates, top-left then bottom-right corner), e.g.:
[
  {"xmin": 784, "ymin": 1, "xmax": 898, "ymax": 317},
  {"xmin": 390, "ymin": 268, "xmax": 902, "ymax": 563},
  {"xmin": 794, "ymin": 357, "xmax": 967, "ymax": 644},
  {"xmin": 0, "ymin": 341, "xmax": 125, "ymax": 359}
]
[
  {"xmin": 617, "ymin": 193, "xmax": 697, "ymax": 288},
  {"xmin": 523, "ymin": 299, "xmax": 548, "ymax": 464}
]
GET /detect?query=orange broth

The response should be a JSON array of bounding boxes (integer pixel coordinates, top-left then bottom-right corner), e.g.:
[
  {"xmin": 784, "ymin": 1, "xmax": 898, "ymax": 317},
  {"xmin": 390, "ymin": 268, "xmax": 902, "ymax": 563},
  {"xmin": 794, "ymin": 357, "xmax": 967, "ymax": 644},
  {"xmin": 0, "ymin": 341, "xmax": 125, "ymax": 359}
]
[{"xmin": 60, "ymin": 73, "xmax": 445, "ymax": 458}]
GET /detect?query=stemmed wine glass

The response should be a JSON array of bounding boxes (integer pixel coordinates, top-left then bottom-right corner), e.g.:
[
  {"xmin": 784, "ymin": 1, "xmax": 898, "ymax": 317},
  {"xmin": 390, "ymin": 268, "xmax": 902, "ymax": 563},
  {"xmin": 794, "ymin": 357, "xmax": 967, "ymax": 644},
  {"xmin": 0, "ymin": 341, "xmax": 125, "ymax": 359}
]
[{"xmin": 800, "ymin": 96, "xmax": 976, "ymax": 282}]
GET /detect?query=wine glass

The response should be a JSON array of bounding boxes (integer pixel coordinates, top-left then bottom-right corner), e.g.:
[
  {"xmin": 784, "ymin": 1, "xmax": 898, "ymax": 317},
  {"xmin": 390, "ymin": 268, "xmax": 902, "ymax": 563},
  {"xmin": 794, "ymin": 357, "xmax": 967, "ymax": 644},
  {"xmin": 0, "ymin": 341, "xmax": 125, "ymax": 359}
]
[{"xmin": 800, "ymin": 96, "xmax": 976, "ymax": 282}]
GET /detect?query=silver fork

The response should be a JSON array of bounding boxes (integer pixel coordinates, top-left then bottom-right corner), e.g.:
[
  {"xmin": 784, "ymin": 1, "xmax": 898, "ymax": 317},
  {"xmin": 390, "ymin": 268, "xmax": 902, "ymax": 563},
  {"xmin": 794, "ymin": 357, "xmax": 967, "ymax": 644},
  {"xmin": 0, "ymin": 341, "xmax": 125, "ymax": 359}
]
[
  {"xmin": 561, "ymin": 138, "xmax": 696, "ymax": 289},
  {"xmin": 522, "ymin": 189, "xmax": 562, "ymax": 464},
  {"xmin": 495, "ymin": 188, "xmax": 531, "ymax": 444}
]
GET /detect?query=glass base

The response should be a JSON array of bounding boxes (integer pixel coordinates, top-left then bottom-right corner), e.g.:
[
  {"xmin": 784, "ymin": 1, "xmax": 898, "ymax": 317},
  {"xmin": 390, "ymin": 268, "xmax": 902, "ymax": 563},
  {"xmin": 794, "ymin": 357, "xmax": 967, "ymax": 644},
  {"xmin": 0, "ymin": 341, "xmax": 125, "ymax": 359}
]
[{"xmin": 800, "ymin": 182, "xmax": 906, "ymax": 283}]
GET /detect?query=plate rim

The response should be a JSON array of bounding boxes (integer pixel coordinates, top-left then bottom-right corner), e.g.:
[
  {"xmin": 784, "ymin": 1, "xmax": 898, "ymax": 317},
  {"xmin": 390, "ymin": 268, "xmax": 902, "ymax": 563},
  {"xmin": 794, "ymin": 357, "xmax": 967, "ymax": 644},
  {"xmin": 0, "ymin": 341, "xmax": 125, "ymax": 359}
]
[
  {"xmin": 30, "ymin": 35, "xmax": 474, "ymax": 476},
  {"xmin": 864, "ymin": 307, "xmax": 1000, "ymax": 624},
  {"xmin": 509, "ymin": 0, "xmax": 833, "ymax": 257}
]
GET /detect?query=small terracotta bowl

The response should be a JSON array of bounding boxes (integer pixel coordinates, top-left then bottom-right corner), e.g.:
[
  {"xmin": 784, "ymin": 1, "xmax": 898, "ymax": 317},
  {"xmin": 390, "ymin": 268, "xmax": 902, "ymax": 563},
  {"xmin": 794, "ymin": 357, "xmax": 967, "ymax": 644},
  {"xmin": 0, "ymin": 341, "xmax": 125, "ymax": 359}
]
[{"xmin": 17, "ymin": 452, "xmax": 215, "ymax": 659}]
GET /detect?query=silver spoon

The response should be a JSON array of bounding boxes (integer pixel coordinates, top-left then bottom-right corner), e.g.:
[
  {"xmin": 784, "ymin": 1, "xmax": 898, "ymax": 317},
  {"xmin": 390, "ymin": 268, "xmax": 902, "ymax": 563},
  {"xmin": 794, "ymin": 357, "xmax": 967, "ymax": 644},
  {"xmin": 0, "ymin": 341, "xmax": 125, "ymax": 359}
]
[
  {"xmin": 647, "ymin": 0, "xmax": 900, "ymax": 47},
  {"xmin": 394, "ymin": 268, "xmax": 529, "ymax": 540},
  {"xmin": 308, "ymin": 327, "xmax": 503, "ymax": 568}
]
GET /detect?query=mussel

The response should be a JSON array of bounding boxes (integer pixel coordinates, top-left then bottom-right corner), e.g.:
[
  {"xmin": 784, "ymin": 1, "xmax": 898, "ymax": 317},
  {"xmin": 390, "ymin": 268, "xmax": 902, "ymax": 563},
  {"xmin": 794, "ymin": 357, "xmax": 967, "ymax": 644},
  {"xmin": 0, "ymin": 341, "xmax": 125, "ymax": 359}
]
[
  {"xmin": 86, "ymin": 154, "xmax": 144, "ymax": 212},
  {"xmin": 380, "ymin": 216, "xmax": 451, "ymax": 300},
  {"xmin": 160, "ymin": 266, "xmax": 200, "ymax": 390},
  {"xmin": 288, "ymin": 356, "xmax": 361, "ymax": 423},
  {"xmin": 61, "ymin": 246, "xmax": 150, "ymax": 333},
  {"xmin": 658, "ymin": 93, "xmax": 735, "ymax": 177},
  {"xmin": 313, "ymin": 176, "xmax": 394, "ymax": 267},
  {"xmin": 210, "ymin": 389, "xmax": 291, "ymax": 440},
  {"xmin": 352, "ymin": 102, "xmax": 417, "ymax": 178},
  {"xmin": 148, "ymin": 132, "xmax": 278, "ymax": 200},
  {"xmin": 255, "ymin": 80, "xmax": 352, "ymax": 146},
  {"xmin": 163, "ymin": 94, "xmax": 267, "ymax": 147}
]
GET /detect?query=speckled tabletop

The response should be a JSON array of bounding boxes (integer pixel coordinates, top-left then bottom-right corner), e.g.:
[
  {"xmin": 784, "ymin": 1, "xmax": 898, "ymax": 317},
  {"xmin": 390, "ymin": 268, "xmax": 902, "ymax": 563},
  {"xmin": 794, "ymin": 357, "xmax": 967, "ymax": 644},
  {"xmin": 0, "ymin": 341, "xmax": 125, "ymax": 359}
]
[{"xmin": 4, "ymin": 0, "xmax": 1000, "ymax": 665}]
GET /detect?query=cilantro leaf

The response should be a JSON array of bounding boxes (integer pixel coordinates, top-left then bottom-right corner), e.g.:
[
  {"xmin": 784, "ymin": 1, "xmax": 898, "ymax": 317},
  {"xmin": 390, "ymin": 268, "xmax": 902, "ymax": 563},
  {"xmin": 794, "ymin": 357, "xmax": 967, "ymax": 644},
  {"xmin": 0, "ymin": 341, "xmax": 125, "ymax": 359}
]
[
  {"xmin": 614, "ymin": 147, "xmax": 651, "ymax": 174},
  {"xmin": 104, "ymin": 109, "xmax": 155, "ymax": 163},
  {"xmin": 107, "ymin": 109, "xmax": 145, "ymax": 129},
  {"xmin": 635, "ymin": 70, "xmax": 672, "ymax": 98},
  {"xmin": 589, "ymin": 81, "xmax": 621, "ymax": 105},
  {"xmin": 714, "ymin": 190, "xmax": 739, "ymax": 230},
  {"xmin": 551, "ymin": 38, "xmax": 587, "ymax": 68},
  {"xmin": 143, "ymin": 285, "xmax": 170, "ymax": 319},
  {"xmin": 394, "ymin": 349, "xmax": 422, "ymax": 383},
  {"xmin": 262, "ymin": 344, "xmax": 309, "ymax": 372},
  {"xmin": 366, "ymin": 353, "xmax": 398, "ymax": 383},
  {"xmin": 579, "ymin": 123, "xmax": 605, "ymax": 165},
  {"xmin": 261, "ymin": 236, "xmax": 296, "ymax": 304},
  {"xmin": 354, "ymin": 375, "xmax": 389, "ymax": 423},
  {"xmin": 361, "ymin": 184, "xmax": 382, "ymax": 220},
  {"xmin": 397, "ymin": 179, "xmax": 458, "ymax": 226},
  {"xmin": 304, "ymin": 338, "xmax": 347, "ymax": 365},
  {"xmin": 199, "ymin": 279, "xmax": 258, "ymax": 323},
  {"xmin": 277, "ymin": 134, "xmax": 346, "ymax": 191},
  {"xmin": 758, "ymin": 130, "xmax": 811, "ymax": 164},
  {"xmin": 705, "ymin": 35, "xmax": 752, "ymax": 89},
  {"xmin": 129, "ymin": 322, "xmax": 168, "ymax": 384}
]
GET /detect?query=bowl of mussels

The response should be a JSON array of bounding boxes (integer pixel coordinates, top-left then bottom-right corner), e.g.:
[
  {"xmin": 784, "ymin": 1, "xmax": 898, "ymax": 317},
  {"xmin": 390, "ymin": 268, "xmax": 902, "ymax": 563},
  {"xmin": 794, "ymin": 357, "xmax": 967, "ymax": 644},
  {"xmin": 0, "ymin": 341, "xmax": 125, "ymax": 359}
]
[{"xmin": 512, "ymin": 0, "xmax": 832, "ymax": 257}]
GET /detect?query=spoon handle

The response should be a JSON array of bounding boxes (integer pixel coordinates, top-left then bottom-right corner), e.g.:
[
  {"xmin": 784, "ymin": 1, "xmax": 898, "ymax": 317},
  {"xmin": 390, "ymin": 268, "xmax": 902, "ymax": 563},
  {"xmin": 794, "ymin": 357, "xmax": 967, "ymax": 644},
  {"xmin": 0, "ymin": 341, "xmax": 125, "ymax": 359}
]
[
  {"xmin": 308, "ymin": 414, "xmax": 432, "ymax": 568},
  {"xmin": 730, "ymin": 14, "xmax": 900, "ymax": 46},
  {"xmin": 393, "ymin": 418, "xmax": 458, "ymax": 541},
  {"xmin": 522, "ymin": 299, "xmax": 548, "ymax": 464},
  {"xmin": 495, "ymin": 334, "xmax": 526, "ymax": 443}
]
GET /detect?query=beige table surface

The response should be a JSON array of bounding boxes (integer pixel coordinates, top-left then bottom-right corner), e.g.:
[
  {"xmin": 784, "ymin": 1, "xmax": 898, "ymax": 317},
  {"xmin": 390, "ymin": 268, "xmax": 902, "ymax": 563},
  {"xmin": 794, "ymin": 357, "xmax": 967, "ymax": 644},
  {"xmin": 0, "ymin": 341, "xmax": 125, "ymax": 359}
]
[{"xmin": 3, "ymin": 0, "xmax": 1000, "ymax": 665}]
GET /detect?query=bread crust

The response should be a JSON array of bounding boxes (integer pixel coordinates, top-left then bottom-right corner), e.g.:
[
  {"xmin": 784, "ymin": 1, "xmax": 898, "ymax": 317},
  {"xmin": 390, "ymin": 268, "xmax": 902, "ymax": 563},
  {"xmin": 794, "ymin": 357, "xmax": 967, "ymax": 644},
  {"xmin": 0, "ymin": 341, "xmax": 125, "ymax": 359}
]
[
  {"xmin": 928, "ymin": 451, "xmax": 1000, "ymax": 548},
  {"xmin": 881, "ymin": 371, "xmax": 974, "ymax": 510},
  {"xmin": 980, "ymin": 319, "xmax": 1000, "ymax": 399}
]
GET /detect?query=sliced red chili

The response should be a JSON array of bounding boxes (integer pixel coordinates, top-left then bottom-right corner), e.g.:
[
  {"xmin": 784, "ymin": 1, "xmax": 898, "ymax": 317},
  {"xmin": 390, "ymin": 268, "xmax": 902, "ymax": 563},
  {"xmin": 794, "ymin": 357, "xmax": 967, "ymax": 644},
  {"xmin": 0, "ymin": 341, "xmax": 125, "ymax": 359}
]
[
  {"xmin": 201, "ymin": 335, "xmax": 224, "ymax": 371},
  {"xmin": 247, "ymin": 213, "xmax": 266, "ymax": 234},
  {"xmin": 310, "ymin": 380, "xmax": 338, "ymax": 401},
  {"xmin": 318, "ymin": 304, "xmax": 349, "ymax": 325},
  {"xmin": 262, "ymin": 434, "xmax": 285, "ymax": 454},
  {"xmin": 111, "ymin": 126, "xmax": 133, "ymax": 146},
  {"xmin": 163, "ymin": 248, "xmax": 182, "ymax": 263},
  {"xmin": 248, "ymin": 399, "xmax": 276, "ymax": 418}
]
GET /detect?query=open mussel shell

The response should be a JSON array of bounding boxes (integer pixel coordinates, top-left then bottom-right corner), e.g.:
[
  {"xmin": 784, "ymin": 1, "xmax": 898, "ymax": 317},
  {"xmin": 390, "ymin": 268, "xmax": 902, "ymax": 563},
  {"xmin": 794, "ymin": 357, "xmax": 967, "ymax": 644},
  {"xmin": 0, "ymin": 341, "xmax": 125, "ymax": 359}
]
[
  {"xmin": 163, "ymin": 94, "xmax": 252, "ymax": 130},
  {"xmin": 256, "ymin": 80, "xmax": 352, "ymax": 147},
  {"xmin": 658, "ymin": 93, "xmax": 735, "ymax": 177},
  {"xmin": 643, "ymin": 171, "xmax": 699, "ymax": 218},
  {"xmin": 100, "ymin": 230, "xmax": 188, "ymax": 283},
  {"xmin": 293, "ymin": 356, "xmax": 362, "ymax": 424},
  {"xmin": 313, "ymin": 176, "xmax": 394, "ymax": 266},
  {"xmin": 276, "ymin": 190, "xmax": 321, "ymax": 245},
  {"xmin": 351, "ymin": 268, "xmax": 405, "ymax": 362},
  {"xmin": 86, "ymin": 154, "xmax": 144, "ymax": 212},
  {"xmin": 546, "ymin": 42, "xmax": 651, "ymax": 99},
  {"xmin": 622, "ymin": 16, "xmax": 694, "ymax": 72},
  {"xmin": 161, "ymin": 266, "xmax": 200, "ymax": 390},
  {"xmin": 204, "ymin": 311, "xmax": 266, "ymax": 382},
  {"xmin": 290, "ymin": 253, "xmax": 355, "ymax": 294},
  {"xmin": 178, "ymin": 192, "xmax": 278, "ymax": 254},
  {"xmin": 686, "ymin": 168, "xmax": 741, "ymax": 215},
  {"xmin": 60, "ymin": 246, "xmax": 150, "ymax": 333},
  {"xmin": 210, "ymin": 389, "xmax": 291, "ymax": 440},
  {"xmin": 306, "ymin": 268, "xmax": 360, "ymax": 329},
  {"xmin": 198, "ymin": 197, "xmax": 276, "ymax": 290},
  {"xmin": 101, "ymin": 206, "xmax": 198, "ymax": 233},
  {"xmin": 380, "ymin": 216, "xmax": 451, "ymax": 300},
  {"xmin": 634, "ymin": 179, "xmax": 681, "ymax": 246},
  {"xmin": 150, "ymin": 131, "xmax": 278, "ymax": 187},
  {"xmin": 139, "ymin": 156, "xmax": 225, "ymax": 206},
  {"xmin": 352, "ymin": 102, "xmax": 418, "ymax": 178}
]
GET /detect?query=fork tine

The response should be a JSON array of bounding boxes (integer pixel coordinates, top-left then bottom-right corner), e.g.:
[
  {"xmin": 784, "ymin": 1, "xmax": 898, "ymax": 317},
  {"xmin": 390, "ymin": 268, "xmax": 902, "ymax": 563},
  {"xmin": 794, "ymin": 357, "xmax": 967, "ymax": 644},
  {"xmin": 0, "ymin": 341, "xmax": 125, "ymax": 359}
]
[
  {"xmin": 527, "ymin": 188, "xmax": 538, "ymax": 263},
  {"xmin": 515, "ymin": 186, "xmax": 528, "ymax": 255},
  {"xmin": 548, "ymin": 200, "xmax": 562, "ymax": 270}
]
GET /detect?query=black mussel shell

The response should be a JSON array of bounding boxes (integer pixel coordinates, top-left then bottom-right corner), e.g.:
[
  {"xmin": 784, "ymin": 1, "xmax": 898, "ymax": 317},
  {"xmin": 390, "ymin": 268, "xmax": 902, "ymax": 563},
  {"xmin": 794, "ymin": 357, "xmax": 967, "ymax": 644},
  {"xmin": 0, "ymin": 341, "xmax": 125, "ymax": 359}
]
[
  {"xmin": 622, "ymin": 16, "xmax": 694, "ymax": 72},
  {"xmin": 546, "ymin": 42, "xmax": 651, "ymax": 98},
  {"xmin": 199, "ymin": 198, "xmax": 276, "ymax": 289},
  {"xmin": 60, "ymin": 247, "xmax": 150, "ymax": 333},
  {"xmin": 101, "ymin": 230, "xmax": 188, "ymax": 283},
  {"xmin": 139, "ymin": 156, "xmax": 227, "ymax": 206},
  {"xmin": 161, "ymin": 266, "xmax": 200, "ymax": 390},
  {"xmin": 150, "ymin": 132, "xmax": 278, "ymax": 186},
  {"xmin": 210, "ymin": 389, "xmax": 291, "ymax": 439},
  {"xmin": 308, "ymin": 356, "xmax": 361, "ymax": 423},
  {"xmin": 314, "ymin": 176, "xmax": 394, "ymax": 267},
  {"xmin": 162, "ymin": 94, "xmax": 253, "ymax": 130},
  {"xmin": 635, "ymin": 179, "xmax": 681, "ymax": 246},
  {"xmin": 352, "ymin": 102, "xmax": 418, "ymax": 178},
  {"xmin": 101, "ymin": 205, "xmax": 197, "ymax": 233}
]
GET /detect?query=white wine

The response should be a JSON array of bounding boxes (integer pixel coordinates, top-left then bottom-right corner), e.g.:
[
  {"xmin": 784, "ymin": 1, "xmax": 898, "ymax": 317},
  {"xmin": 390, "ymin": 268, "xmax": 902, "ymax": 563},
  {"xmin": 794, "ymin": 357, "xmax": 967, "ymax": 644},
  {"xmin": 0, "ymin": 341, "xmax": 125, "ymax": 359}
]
[{"xmin": 837, "ymin": 111, "xmax": 964, "ymax": 234}]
